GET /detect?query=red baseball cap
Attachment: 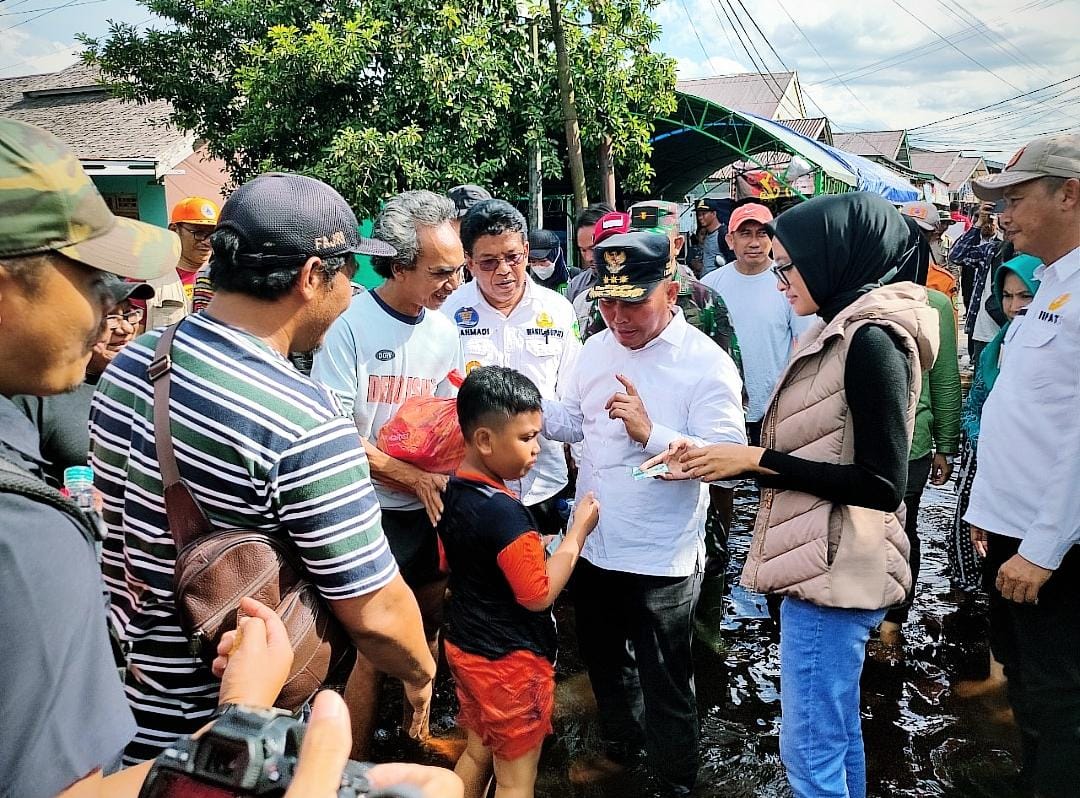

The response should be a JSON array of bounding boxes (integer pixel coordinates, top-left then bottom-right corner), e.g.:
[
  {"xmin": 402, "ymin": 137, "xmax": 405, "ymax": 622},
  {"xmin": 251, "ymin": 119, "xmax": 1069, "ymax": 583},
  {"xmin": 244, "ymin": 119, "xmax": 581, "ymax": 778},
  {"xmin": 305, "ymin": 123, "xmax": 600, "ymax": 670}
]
[
  {"xmin": 593, "ymin": 211, "xmax": 632, "ymax": 247},
  {"xmin": 728, "ymin": 203, "xmax": 773, "ymax": 233}
]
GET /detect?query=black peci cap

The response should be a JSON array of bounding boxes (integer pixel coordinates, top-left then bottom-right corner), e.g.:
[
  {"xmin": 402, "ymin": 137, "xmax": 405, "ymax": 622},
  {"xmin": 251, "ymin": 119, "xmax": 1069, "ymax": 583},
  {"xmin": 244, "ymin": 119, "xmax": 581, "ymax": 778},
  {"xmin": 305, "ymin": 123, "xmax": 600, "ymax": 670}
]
[
  {"xmin": 447, "ymin": 184, "xmax": 493, "ymax": 218},
  {"xmin": 216, "ymin": 172, "xmax": 395, "ymax": 267},
  {"xmin": 588, "ymin": 231, "xmax": 671, "ymax": 303}
]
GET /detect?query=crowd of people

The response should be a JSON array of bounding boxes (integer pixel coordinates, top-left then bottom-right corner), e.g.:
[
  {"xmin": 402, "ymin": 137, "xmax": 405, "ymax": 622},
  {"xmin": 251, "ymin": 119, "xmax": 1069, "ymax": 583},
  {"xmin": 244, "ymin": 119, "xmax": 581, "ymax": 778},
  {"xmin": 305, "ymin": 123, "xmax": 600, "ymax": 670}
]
[{"xmin": 1, "ymin": 113, "xmax": 1078, "ymax": 798}]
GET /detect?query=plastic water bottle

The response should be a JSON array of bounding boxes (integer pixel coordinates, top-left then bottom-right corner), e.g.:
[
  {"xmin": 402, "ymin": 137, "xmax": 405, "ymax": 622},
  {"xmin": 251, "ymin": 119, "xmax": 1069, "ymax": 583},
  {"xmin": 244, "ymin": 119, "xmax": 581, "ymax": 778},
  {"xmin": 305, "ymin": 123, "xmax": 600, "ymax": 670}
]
[{"xmin": 63, "ymin": 465, "xmax": 95, "ymax": 511}]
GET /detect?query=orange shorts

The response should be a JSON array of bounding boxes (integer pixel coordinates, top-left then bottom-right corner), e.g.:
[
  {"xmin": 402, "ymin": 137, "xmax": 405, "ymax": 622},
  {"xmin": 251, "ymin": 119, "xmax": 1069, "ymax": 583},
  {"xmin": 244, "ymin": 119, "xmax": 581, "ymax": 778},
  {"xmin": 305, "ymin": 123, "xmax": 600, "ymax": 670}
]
[{"xmin": 444, "ymin": 640, "xmax": 555, "ymax": 761}]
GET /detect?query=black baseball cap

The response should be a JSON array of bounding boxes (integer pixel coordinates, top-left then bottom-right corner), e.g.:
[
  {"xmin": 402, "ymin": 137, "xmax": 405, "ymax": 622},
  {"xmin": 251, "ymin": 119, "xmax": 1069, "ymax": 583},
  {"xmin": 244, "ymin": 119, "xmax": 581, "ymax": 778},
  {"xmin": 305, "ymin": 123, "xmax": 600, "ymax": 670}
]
[
  {"xmin": 103, "ymin": 274, "xmax": 154, "ymax": 304},
  {"xmin": 448, "ymin": 184, "xmax": 492, "ymax": 218},
  {"xmin": 528, "ymin": 229, "xmax": 560, "ymax": 261},
  {"xmin": 216, "ymin": 172, "xmax": 396, "ymax": 266},
  {"xmin": 588, "ymin": 231, "xmax": 671, "ymax": 303}
]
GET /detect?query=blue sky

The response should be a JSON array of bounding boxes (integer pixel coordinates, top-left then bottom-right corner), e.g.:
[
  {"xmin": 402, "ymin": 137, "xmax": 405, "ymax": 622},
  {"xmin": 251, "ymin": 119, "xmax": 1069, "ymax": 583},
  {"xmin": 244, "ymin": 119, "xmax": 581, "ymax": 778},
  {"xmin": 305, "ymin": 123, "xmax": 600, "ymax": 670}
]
[{"xmin": 2, "ymin": 0, "xmax": 1078, "ymax": 158}]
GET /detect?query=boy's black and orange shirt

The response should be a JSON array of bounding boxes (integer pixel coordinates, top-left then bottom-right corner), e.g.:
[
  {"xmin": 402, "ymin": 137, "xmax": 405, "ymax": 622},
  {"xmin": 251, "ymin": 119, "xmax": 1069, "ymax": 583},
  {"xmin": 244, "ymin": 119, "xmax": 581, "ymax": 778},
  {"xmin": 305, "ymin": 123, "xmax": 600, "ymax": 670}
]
[{"xmin": 437, "ymin": 472, "xmax": 558, "ymax": 662}]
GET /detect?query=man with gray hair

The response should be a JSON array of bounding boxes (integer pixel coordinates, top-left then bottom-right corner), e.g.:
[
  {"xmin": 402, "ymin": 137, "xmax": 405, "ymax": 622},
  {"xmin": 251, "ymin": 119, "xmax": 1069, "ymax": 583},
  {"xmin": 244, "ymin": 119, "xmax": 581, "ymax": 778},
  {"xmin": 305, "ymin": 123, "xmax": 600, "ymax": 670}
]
[{"xmin": 312, "ymin": 189, "xmax": 465, "ymax": 751}]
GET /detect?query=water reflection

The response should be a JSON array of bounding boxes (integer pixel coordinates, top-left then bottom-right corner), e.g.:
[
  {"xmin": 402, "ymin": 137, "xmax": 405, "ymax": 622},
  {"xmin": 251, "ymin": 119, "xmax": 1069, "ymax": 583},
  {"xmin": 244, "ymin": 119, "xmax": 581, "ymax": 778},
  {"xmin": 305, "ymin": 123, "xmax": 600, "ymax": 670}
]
[{"xmin": 373, "ymin": 481, "xmax": 1025, "ymax": 797}]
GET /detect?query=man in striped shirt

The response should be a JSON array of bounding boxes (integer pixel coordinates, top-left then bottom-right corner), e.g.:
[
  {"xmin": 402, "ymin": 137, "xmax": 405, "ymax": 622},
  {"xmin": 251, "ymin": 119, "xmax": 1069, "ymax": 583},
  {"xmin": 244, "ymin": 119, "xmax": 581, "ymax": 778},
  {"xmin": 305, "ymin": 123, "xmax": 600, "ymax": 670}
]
[{"xmin": 90, "ymin": 172, "xmax": 435, "ymax": 763}]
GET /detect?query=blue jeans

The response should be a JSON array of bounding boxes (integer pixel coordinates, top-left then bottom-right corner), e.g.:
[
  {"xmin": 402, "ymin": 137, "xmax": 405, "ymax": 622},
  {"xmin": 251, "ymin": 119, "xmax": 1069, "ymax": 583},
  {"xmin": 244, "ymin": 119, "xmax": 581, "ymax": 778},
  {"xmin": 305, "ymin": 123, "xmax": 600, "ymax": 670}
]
[{"xmin": 779, "ymin": 597, "xmax": 885, "ymax": 798}]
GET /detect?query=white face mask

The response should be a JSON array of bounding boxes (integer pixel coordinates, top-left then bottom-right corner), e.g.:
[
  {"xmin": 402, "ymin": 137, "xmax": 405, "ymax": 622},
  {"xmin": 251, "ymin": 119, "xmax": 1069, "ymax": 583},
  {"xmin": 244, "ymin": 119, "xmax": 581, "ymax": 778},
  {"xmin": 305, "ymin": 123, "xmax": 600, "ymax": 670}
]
[{"xmin": 531, "ymin": 263, "xmax": 557, "ymax": 280}]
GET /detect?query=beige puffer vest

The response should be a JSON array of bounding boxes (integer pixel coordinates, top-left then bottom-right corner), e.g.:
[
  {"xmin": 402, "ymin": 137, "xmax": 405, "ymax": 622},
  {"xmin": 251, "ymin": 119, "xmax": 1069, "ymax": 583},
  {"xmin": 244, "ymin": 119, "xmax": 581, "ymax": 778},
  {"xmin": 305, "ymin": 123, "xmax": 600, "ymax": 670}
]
[{"xmin": 740, "ymin": 283, "xmax": 939, "ymax": 610}]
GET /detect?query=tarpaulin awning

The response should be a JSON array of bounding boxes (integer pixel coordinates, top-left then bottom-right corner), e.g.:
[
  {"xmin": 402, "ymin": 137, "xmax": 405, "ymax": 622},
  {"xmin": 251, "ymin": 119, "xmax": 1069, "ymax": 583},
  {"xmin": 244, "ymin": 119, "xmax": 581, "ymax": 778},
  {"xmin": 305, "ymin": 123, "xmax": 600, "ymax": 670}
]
[
  {"xmin": 648, "ymin": 93, "xmax": 857, "ymax": 200},
  {"xmin": 817, "ymin": 142, "xmax": 921, "ymax": 203}
]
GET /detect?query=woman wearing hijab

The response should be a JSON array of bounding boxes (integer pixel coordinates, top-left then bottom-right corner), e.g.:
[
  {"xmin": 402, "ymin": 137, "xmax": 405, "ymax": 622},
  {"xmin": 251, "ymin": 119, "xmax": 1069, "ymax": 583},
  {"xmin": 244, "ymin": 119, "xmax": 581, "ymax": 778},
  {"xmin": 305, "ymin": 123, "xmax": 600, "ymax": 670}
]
[{"xmin": 643, "ymin": 193, "xmax": 939, "ymax": 798}]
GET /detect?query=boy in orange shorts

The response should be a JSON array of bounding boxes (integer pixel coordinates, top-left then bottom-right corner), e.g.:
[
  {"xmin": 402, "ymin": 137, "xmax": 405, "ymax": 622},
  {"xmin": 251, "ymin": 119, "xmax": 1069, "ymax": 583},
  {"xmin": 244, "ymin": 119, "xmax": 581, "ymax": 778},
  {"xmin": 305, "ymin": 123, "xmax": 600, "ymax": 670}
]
[{"xmin": 438, "ymin": 365, "xmax": 599, "ymax": 798}]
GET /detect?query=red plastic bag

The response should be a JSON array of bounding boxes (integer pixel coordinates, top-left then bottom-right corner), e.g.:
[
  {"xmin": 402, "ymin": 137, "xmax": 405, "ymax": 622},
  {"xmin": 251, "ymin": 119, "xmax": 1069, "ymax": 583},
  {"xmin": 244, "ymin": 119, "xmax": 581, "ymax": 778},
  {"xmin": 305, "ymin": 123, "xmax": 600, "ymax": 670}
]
[{"xmin": 375, "ymin": 370, "xmax": 465, "ymax": 475}]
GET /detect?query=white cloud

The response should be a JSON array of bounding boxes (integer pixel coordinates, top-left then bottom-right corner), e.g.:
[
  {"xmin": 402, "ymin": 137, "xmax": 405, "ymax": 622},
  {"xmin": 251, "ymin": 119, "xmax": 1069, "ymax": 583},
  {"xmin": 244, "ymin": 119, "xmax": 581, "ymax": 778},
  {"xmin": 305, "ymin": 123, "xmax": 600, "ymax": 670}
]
[
  {"xmin": 0, "ymin": 27, "xmax": 80, "ymax": 77},
  {"xmin": 654, "ymin": 0, "xmax": 1080, "ymax": 151}
]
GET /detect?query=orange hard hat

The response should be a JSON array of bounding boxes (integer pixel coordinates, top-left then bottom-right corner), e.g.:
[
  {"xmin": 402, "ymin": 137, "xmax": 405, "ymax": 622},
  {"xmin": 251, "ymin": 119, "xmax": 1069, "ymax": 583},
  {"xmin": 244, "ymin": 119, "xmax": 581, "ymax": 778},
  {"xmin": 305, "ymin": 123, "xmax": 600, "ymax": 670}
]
[{"xmin": 170, "ymin": 196, "xmax": 220, "ymax": 226}]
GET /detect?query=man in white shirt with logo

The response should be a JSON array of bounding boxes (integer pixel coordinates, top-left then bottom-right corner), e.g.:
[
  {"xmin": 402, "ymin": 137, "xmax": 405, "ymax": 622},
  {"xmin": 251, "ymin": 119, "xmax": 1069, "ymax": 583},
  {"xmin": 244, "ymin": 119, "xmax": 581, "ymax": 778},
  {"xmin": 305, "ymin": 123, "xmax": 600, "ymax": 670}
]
[
  {"xmin": 312, "ymin": 189, "xmax": 465, "ymax": 753},
  {"xmin": 701, "ymin": 202, "xmax": 812, "ymax": 445},
  {"xmin": 443, "ymin": 199, "xmax": 582, "ymax": 533},
  {"xmin": 541, "ymin": 230, "xmax": 745, "ymax": 794},
  {"xmin": 965, "ymin": 134, "xmax": 1080, "ymax": 798}
]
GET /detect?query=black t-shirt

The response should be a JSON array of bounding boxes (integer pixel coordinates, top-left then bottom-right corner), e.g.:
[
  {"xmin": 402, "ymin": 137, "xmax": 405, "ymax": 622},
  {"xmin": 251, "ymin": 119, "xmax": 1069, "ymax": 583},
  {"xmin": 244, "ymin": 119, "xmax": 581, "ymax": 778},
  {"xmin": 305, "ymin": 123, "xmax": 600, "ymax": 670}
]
[
  {"xmin": 438, "ymin": 475, "xmax": 557, "ymax": 662},
  {"xmin": 9, "ymin": 376, "xmax": 98, "ymax": 488},
  {"xmin": 0, "ymin": 395, "xmax": 135, "ymax": 798}
]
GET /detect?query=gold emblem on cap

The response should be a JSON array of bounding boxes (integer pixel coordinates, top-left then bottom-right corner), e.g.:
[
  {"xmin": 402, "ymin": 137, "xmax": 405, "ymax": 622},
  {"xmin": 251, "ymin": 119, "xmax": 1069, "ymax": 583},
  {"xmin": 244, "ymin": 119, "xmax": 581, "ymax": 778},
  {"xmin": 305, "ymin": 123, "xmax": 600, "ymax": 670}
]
[{"xmin": 604, "ymin": 249, "xmax": 627, "ymax": 273}]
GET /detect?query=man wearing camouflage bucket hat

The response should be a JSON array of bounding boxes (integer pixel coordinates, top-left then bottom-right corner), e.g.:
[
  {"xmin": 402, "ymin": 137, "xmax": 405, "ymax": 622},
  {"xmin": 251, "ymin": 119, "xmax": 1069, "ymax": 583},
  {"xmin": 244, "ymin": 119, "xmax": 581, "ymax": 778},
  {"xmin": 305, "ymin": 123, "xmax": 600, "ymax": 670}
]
[
  {"xmin": 0, "ymin": 118, "xmax": 176, "ymax": 795},
  {"xmin": 540, "ymin": 229, "xmax": 745, "ymax": 793}
]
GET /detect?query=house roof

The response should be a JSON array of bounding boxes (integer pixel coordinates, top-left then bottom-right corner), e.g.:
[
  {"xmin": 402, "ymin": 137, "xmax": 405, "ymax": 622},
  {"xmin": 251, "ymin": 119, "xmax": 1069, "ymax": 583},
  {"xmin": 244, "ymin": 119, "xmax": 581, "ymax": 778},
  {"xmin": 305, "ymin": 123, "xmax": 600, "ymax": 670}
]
[
  {"xmin": 0, "ymin": 63, "xmax": 192, "ymax": 168},
  {"xmin": 832, "ymin": 130, "xmax": 907, "ymax": 162},
  {"xmin": 676, "ymin": 72, "xmax": 799, "ymax": 119},
  {"xmin": 910, "ymin": 148, "xmax": 987, "ymax": 191},
  {"xmin": 778, "ymin": 117, "xmax": 832, "ymax": 144}
]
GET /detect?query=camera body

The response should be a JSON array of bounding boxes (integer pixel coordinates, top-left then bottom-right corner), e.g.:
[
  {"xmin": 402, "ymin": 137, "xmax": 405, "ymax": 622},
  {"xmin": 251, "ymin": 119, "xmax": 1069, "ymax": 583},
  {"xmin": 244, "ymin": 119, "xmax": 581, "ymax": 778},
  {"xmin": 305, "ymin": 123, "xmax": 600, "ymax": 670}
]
[{"xmin": 139, "ymin": 705, "xmax": 375, "ymax": 797}]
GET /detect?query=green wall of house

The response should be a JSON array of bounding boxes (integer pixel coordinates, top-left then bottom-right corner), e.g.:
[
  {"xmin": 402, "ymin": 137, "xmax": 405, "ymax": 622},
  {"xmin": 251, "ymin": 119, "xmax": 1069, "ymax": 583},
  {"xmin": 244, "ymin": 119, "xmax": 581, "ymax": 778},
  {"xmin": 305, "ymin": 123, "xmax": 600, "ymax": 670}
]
[{"xmin": 91, "ymin": 175, "xmax": 169, "ymax": 228}]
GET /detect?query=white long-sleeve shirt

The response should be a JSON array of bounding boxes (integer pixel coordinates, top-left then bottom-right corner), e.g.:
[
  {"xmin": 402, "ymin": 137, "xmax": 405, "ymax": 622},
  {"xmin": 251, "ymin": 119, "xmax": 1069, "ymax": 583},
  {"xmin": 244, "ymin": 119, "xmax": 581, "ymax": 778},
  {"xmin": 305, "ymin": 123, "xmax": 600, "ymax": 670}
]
[
  {"xmin": 442, "ymin": 279, "xmax": 582, "ymax": 505},
  {"xmin": 966, "ymin": 246, "xmax": 1080, "ymax": 570},
  {"xmin": 542, "ymin": 309, "xmax": 746, "ymax": 576}
]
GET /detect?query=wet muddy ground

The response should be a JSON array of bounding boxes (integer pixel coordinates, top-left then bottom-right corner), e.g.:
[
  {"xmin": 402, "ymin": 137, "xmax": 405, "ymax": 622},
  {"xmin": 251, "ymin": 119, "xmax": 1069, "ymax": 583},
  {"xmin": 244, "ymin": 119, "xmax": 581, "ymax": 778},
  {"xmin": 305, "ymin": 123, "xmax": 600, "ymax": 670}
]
[{"xmin": 374, "ymin": 479, "xmax": 1025, "ymax": 797}]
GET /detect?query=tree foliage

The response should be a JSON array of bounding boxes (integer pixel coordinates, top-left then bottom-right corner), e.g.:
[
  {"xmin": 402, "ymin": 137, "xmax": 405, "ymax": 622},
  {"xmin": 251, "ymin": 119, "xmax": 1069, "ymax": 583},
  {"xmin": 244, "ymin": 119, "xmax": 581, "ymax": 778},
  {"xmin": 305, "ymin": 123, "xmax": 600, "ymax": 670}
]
[{"xmin": 81, "ymin": 0, "xmax": 675, "ymax": 216}]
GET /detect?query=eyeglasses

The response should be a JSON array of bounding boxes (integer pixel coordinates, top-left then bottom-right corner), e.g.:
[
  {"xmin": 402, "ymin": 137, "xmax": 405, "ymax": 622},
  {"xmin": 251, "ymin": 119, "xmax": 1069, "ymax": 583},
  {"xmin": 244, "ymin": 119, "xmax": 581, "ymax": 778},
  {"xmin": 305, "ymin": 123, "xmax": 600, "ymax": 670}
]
[
  {"xmin": 179, "ymin": 225, "xmax": 213, "ymax": 241},
  {"xmin": 472, "ymin": 252, "xmax": 526, "ymax": 272},
  {"xmin": 771, "ymin": 261, "xmax": 795, "ymax": 287},
  {"xmin": 105, "ymin": 308, "xmax": 144, "ymax": 329}
]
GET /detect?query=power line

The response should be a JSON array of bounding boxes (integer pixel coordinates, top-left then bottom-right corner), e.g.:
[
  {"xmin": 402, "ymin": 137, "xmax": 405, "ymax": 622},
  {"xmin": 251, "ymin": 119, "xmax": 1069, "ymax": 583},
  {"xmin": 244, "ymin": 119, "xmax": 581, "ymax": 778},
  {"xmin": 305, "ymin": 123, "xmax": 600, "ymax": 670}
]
[
  {"xmin": 678, "ymin": 0, "xmax": 715, "ymax": 72},
  {"xmin": 934, "ymin": 0, "xmax": 1044, "ymax": 78},
  {"xmin": 912, "ymin": 83, "xmax": 1080, "ymax": 138},
  {"xmin": 717, "ymin": 0, "xmax": 788, "ymax": 105},
  {"xmin": 0, "ymin": 0, "xmax": 81, "ymax": 32},
  {"xmin": 808, "ymin": 0, "xmax": 1053, "ymax": 88},
  {"xmin": 910, "ymin": 73, "xmax": 1080, "ymax": 129},
  {"xmin": 0, "ymin": 0, "xmax": 102, "ymax": 15},
  {"xmin": 939, "ymin": 0, "xmax": 1049, "ymax": 77}
]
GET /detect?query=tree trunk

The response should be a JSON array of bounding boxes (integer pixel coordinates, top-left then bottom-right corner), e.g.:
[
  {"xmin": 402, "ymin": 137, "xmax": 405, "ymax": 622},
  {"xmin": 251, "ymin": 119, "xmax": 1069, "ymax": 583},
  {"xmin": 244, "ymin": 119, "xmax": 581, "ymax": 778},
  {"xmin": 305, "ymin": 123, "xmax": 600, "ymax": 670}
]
[
  {"xmin": 548, "ymin": 0, "xmax": 588, "ymax": 214},
  {"xmin": 598, "ymin": 133, "xmax": 615, "ymax": 207}
]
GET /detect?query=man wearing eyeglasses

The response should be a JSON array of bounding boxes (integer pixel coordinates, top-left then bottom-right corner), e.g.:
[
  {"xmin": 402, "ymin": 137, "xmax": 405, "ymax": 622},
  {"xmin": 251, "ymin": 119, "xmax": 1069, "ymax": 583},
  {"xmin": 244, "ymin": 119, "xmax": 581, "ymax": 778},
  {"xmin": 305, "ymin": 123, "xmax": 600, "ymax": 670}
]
[
  {"xmin": 138, "ymin": 196, "xmax": 220, "ymax": 330},
  {"xmin": 443, "ymin": 198, "xmax": 582, "ymax": 536},
  {"xmin": 11, "ymin": 276, "xmax": 154, "ymax": 487}
]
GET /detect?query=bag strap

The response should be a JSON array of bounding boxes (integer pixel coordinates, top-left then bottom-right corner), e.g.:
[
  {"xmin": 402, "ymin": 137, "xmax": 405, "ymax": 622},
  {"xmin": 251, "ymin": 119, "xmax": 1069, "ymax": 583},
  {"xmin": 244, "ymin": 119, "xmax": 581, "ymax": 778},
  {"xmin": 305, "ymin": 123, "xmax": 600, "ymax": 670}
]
[
  {"xmin": 0, "ymin": 454, "xmax": 97, "ymax": 545},
  {"xmin": 148, "ymin": 322, "xmax": 213, "ymax": 551}
]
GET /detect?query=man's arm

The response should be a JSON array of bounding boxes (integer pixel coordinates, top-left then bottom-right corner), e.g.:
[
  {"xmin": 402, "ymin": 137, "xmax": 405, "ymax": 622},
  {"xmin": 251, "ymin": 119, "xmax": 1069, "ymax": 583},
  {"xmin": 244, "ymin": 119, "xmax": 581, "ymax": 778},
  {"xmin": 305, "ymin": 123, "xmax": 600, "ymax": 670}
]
[
  {"xmin": 311, "ymin": 316, "xmax": 361, "ymax": 417},
  {"xmin": 541, "ymin": 342, "xmax": 584, "ymax": 443},
  {"xmin": 927, "ymin": 292, "xmax": 962, "ymax": 484},
  {"xmin": 361, "ymin": 438, "xmax": 448, "ymax": 526}
]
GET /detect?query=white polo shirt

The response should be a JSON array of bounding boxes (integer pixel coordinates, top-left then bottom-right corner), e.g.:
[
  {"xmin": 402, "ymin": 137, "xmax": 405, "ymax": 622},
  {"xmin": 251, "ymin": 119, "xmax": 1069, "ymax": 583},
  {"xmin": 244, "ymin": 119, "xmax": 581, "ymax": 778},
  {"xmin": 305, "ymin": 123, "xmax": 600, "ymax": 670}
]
[
  {"xmin": 965, "ymin": 246, "xmax": 1080, "ymax": 569},
  {"xmin": 442, "ymin": 279, "xmax": 582, "ymax": 505},
  {"xmin": 541, "ymin": 310, "xmax": 746, "ymax": 577}
]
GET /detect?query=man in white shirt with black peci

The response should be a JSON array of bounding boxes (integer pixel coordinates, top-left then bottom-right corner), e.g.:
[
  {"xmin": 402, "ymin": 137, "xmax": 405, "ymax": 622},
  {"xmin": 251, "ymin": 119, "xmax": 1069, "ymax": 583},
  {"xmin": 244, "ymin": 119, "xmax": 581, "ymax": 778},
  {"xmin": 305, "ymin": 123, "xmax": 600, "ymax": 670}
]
[{"xmin": 540, "ymin": 230, "xmax": 745, "ymax": 795}]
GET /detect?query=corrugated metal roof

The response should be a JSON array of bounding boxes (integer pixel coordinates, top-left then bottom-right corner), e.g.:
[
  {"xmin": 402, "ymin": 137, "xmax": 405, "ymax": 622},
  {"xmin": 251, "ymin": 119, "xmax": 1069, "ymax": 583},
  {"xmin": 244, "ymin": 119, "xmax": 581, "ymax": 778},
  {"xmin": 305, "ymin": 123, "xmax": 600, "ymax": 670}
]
[
  {"xmin": 910, "ymin": 148, "xmax": 987, "ymax": 191},
  {"xmin": 676, "ymin": 72, "xmax": 797, "ymax": 119},
  {"xmin": 777, "ymin": 117, "xmax": 831, "ymax": 143},
  {"xmin": 832, "ymin": 130, "xmax": 906, "ymax": 161},
  {"xmin": 0, "ymin": 64, "xmax": 190, "ymax": 164}
]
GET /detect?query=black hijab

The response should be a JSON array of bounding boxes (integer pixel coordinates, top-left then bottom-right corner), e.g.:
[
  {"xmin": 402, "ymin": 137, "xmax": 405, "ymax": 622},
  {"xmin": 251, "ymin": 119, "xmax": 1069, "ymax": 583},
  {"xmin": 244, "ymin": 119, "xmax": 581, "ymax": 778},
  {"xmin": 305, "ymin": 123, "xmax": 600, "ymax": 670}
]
[{"xmin": 769, "ymin": 192, "xmax": 915, "ymax": 321}]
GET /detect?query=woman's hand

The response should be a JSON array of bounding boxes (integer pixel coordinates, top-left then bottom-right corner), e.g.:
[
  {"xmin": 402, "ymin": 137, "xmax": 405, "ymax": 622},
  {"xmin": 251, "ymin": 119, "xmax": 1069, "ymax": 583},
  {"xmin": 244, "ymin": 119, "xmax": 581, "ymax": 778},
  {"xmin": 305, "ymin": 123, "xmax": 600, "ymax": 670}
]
[
  {"xmin": 639, "ymin": 439, "xmax": 697, "ymax": 480},
  {"xmin": 679, "ymin": 443, "xmax": 763, "ymax": 482}
]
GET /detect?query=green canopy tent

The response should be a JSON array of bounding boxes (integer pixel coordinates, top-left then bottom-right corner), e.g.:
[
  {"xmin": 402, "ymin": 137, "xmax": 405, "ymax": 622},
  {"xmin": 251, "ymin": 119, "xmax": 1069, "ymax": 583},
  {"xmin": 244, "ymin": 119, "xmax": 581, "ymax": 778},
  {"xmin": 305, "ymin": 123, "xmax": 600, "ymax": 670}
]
[{"xmin": 648, "ymin": 92, "xmax": 859, "ymax": 201}]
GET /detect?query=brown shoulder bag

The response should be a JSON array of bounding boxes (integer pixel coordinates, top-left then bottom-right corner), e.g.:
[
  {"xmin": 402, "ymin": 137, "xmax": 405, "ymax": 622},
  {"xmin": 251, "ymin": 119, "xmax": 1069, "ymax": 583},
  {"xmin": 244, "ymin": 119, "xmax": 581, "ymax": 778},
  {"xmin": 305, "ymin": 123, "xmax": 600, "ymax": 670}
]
[{"xmin": 148, "ymin": 322, "xmax": 354, "ymax": 712}]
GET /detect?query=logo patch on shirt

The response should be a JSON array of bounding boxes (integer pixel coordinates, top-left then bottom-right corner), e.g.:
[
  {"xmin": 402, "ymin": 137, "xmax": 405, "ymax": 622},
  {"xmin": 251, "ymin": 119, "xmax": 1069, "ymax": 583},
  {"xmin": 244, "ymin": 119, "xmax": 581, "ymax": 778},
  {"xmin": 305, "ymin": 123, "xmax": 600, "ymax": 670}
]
[
  {"xmin": 465, "ymin": 360, "xmax": 482, "ymax": 374},
  {"xmin": 375, "ymin": 349, "xmax": 395, "ymax": 362},
  {"xmin": 536, "ymin": 312, "xmax": 554, "ymax": 328},
  {"xmin": 1048, "ymin": 293, "xmax": 1071, "ymax": 312},
  {"xmin": 454, "ymin": 307, "xmax": 479, "ymax": 328}
]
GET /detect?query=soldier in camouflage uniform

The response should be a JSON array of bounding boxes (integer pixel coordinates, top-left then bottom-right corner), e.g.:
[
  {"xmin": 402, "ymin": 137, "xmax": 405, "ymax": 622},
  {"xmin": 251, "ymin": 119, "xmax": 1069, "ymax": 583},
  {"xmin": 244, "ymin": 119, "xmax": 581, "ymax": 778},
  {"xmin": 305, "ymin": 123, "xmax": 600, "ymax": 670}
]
[{"xmin": 582, "ymin": 202, "xmax": 743, "ymax": 652}]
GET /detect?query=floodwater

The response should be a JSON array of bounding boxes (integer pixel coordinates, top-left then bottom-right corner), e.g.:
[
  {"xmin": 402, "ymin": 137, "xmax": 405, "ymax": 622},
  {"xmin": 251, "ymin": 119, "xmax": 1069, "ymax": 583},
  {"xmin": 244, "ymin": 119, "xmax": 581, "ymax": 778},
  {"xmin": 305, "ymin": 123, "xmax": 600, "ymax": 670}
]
[{"xmin": 374, "ymin": 480, "xmax": 1025, "ymax": 797}]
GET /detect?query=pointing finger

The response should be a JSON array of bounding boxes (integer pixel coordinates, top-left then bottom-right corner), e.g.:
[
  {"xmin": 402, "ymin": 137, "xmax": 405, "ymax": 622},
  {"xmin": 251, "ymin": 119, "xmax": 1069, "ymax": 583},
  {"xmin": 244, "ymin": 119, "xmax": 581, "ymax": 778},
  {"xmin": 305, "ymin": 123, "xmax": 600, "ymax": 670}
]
[{"xmin": 615, "ymin": 374, "xmax": 638, "ymax": 396}]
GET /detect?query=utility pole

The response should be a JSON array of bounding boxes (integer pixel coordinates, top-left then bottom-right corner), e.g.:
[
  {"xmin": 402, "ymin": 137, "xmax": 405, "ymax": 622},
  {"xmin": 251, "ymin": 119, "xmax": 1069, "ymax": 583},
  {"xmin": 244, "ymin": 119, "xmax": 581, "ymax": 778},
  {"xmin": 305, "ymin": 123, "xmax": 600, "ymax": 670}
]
[
  {"xmin": 599, "ymin": 133, "xmax": 615, "ymax": 207},
  {"xmin": 527, "ymin": 10, "xmax": 544, "ymax": 230},
  {"xmin": 548, "ymin": 0, "xmax": 587, "ymax": 215}
]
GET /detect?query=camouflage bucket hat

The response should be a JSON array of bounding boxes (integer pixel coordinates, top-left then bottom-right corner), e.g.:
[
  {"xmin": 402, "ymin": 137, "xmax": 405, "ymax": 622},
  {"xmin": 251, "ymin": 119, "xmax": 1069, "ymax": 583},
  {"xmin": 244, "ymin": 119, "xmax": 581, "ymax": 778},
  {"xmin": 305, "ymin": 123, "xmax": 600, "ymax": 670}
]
[{"xmin": 0, "ymin": 117, "xmax": 179, "ymax": 279}]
